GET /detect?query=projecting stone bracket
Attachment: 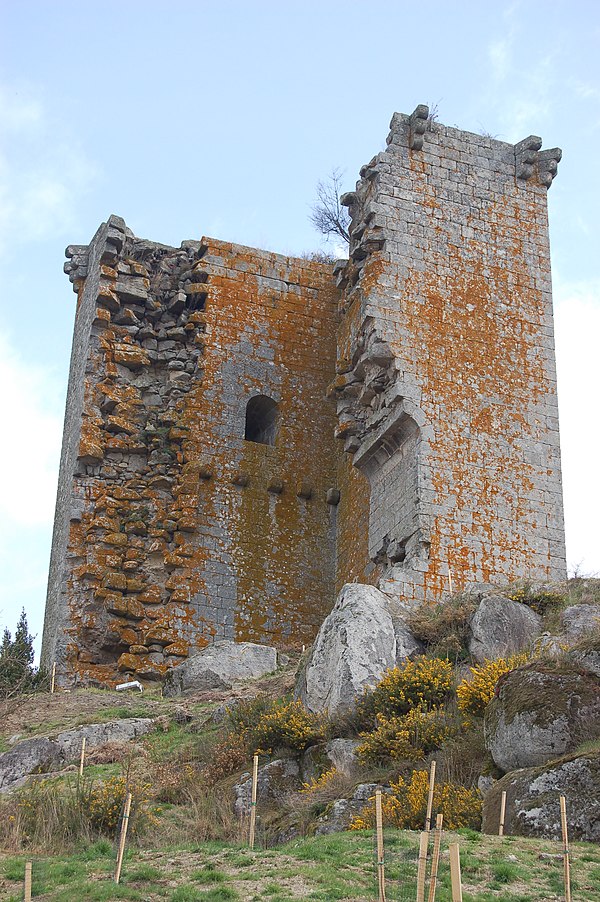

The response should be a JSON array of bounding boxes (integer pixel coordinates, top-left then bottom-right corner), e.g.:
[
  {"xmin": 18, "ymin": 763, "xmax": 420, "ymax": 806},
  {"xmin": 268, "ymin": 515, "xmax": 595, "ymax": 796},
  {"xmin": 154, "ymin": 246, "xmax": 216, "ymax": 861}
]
[{"xmin": 515, "ymin": 136, "xmax": 562, "ymax": 188}]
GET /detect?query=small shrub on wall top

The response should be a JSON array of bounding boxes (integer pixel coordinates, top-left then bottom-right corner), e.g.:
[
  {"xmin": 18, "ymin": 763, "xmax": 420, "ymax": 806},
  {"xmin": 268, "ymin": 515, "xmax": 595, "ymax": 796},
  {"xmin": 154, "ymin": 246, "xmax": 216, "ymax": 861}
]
[
  {"xmin": 456, "ymin": 654, "xmax": 528, "ymax": 717},
  {"xmin": 357, "ymin": 707, "xmax": 458, "ymax": 766},
  {"xmin": 350, "ymin": 769, "xmax": 482, "ymax": 831},
  {"xmin": 360, "ymin": 657, "xmax": 454, "ymax": 724}
]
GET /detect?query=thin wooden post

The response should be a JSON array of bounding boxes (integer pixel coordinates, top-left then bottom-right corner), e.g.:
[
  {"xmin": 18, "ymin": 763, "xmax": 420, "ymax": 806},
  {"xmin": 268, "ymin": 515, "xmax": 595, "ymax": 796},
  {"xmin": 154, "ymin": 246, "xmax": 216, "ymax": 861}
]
[
  {"xmin": 427, "ymin": 813, "xmax": 443, "ymax": 902},
  {"xmin": 449, "ymin": 843, "xmax": 463, "ymax": 902},
  {"xmin": 24, "ymin": 861, "xmax": 32, "ymax": 902},
  {"xmin": 50, "ymin": 662, "xmax": 56, "ymax": 694},
  {"xmin": 375, "ymin": 789, "xmax": 387, "ymax": 902},
  {"xmin": 416, "ymin": 830, "xmax": 429, "ymax": 902},
  {"xmin": 114, "ymin": 791, "xmax": 132, "ymax": 884},
  {"xmin": 248, "ymin": 754, "xmax": 259, "ymax": 849},
  {"xmin": 79, "ymin": 737, "xmax": 86, "ymax": 777},
  {"xmin": 425, "ymin": 760, "xmax": 436, "ymax": 832},
  {"xmin": 448, "ymin": 569, "xmax": 453, "ymax": 595},
  {"xmin": 560, "ymin": 795, "xmax": 572, "ymax": 902},
  {"xmin": 498, "ymin": 790, "xmax": 507, "ymax": 837}
]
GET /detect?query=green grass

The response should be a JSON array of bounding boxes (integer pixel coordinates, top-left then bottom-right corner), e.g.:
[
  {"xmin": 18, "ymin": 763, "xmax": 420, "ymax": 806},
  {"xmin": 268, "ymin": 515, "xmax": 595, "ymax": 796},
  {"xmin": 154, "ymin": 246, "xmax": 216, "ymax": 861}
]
[{"xmin": 2, "ymin": 829, "xmax": 599, "ymax": 901}]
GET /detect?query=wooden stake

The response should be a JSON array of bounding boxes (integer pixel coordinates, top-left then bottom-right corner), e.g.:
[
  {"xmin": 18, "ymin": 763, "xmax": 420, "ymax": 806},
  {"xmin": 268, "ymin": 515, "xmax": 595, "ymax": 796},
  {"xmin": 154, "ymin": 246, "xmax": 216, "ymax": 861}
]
[
  {"xmin": 427, "ymin": 813, "xmax": 444, "ymax": 902},
  {"xmin": 498, "ymin": 790, "xmax": 507, "ymax": 837},
  {"xmin": 375, "ymin": 789, "xmax": 387, "ymax": 902},
  {"xmin": 248, "ymin": 754, "xmax": 259, "ymax": 849},
  {"xmin": 448, "ymin": 569, "xmax": 453, "ymax": 595},
  {"xmin": 416, "ymin": 830, "xmax": 429, "ymax": 902},
  {"xmin": 560, "ymin": 795, "xmax": 572, "ymax": 902},
  {"xmin": 79, "ymin": 737, "xmax": 86, "ymax": 777},
  {"xmin": 449, "ymin": 843, "xmax": 463, "ymax": 902},
  {"xmin": 425, "ymin": 760, "xmax": 436, "ymax": 832},
  {"xmin": 114, "ymin": 791, "xmax": 132, "ymax": 884},
  {"xmin": 24, "ymin": 861, "xmax": 32, "ymax": 902},
  {"xmin": 50, "ymin": 662, "xmax": 56, "ymax": 694}
]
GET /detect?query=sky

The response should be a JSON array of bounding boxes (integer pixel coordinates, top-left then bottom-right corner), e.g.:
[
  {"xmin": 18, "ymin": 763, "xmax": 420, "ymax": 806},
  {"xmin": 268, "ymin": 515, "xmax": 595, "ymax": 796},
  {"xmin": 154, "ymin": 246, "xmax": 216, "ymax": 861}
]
[{"xmin": 0, "ymin": 0, "xmax": 598, "ymax": 653}]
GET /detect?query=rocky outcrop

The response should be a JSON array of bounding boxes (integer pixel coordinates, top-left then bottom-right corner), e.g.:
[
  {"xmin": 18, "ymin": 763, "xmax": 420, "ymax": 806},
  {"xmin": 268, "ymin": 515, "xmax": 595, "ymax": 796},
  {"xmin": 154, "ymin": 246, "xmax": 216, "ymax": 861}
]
[
  {"xmin": 0, "ymin": 717, "xmax": 156, "ymax": 793},
  {"xmin": 468, "ymin": 594, "xmax": 542, "ymax": 662},
  {"xmin": 485, "ymin": 666, "xmax": 600, "ymax": 772},
  {"xmin": 315, "ymin": 783, "xmax": 383, "ymax": 835},
  {"xmin": 560, "ymin": 604, "xmax": 600, "ymax": 640},
  {"xmin": 295, "ymin": 583, "xmax": 422, "ymax": 715},
  {"xmin": 234, "ymin": 758, "xmax": 301, "ymax": 817},
  {"xmin": 163, "ymin": 640, "xmax": 278, "ymax": 696},
  {"xmin": 483, "ymin": 751, "xmax": 600, "ymax": 841}
]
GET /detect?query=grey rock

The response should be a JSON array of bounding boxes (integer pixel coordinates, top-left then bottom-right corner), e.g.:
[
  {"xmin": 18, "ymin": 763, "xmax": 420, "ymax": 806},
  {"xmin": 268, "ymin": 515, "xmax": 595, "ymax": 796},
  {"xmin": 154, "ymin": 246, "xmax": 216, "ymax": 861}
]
[
  {"xmin": 54, "ymin": 718, "xmax": 156, "ymax": 759},
  {"xmin": 163, "ymin": 640, "xmax": 278, "ymax": 696},
  {"xmin": 325, "ymin": 739, "xmax": 361, "ymax": 777},
  {"xmin": 485, "ymin": 667, "xmax": 600, "ymax": 772},
  {"xmin": 560, "ymin": 604, "xmax": 600, "ymax": 640},
  {"xmin": 0, "ymin": 738, "xmax": 64, "ymax": 793},
  {"xmin": 234, "ymin": 758, "xmax": 301, "ymax": 817},
  {"xmin": 482, "ymin": 752, "xmax": 600, "ymax": 841},
  {"xmin": 477, "ymin": 774, "xmax": 496, "ymax": 797},
  {"xmin": 469, "ymin": 594, "xmax": 542, "ymax": 663},
  {"xmin": 315, "ymin": 782, "xmax": 383, "ymax": 835},
  {"xmin": 295, "ymin": 583, "xmax": 421, "ymax": 715}
]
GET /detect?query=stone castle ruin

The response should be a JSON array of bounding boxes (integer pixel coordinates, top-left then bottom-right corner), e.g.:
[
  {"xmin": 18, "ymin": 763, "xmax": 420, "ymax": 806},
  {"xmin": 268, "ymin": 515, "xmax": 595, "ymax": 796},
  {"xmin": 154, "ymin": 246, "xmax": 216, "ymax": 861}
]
[{"xmin": 42, "ymin": 106, "xmax": 566, "ymax": 685}]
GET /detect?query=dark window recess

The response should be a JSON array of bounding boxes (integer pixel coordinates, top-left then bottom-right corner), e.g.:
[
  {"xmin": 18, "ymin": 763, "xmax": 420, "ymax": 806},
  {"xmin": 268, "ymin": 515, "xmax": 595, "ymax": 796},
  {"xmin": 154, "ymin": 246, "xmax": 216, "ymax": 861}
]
[
  {"xmin": 185, "ymin": 290, "xmax": 207, "ymax": 311},
  {"xmin": 245, "ymin": 395, "xmax": 279, "ymax": 446}
]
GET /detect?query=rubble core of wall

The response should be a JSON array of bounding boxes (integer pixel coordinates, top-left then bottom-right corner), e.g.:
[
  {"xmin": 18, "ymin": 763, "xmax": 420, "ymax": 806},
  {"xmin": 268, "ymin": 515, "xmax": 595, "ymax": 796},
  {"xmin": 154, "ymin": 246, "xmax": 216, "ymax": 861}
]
[
  {"xmin": 42, "ymin": 217, "xmax": 341, "ymax": 684},
  {"xmin": 333, "ymin": 106, "xmax": 566, "ymax": 606}
]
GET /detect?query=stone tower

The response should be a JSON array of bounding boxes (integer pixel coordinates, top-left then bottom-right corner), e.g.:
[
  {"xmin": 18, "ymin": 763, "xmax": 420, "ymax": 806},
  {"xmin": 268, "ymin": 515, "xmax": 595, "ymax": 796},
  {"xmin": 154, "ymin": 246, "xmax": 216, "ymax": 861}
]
[{"xmin": 42, "ymin": 106, "xmax": 566, "ymax": 684}]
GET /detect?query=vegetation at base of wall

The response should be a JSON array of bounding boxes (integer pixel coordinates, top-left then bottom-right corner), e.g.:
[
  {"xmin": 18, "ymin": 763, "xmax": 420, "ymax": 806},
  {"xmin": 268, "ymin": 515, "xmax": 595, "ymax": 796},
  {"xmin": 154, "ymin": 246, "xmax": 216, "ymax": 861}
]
[{"xmin": 407, "ymin": 594, "xmax": 479, "ymax": 660}]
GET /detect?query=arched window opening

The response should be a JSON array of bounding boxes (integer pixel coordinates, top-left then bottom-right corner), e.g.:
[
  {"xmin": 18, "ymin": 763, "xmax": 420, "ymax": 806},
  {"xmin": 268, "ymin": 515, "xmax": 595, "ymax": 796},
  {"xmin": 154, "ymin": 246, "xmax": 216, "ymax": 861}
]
[{"xmin": 244, "ymin": 395, "xmax": 279, "ymax": 446}]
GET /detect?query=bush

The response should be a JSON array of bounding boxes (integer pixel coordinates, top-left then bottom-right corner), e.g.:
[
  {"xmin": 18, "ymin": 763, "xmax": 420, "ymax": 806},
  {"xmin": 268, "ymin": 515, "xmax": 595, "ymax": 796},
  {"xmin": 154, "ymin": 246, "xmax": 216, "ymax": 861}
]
[
  {"xmin": 357, "ymin": 707, "xmax": 458, "ymax": 766},
  {"xmin": 408, "ymin": 595, "xmax": 478, "ymax": 659},
  {"xmin": 227, "ymin": 695, "xmax": 327, "ymax": 756},
  {"xmin": 202, "ymin": 733, "xmax": 248, "ymax": 786},
  {"xmin": 360, "ymin": 658, "xmax": 454, "ymax": 724},
  {"xmin": 456, "ymin": 655, "xmax": 528, "ymax": 717},
  {"xmin": 508, "ymin": 585, "xmax": 565, "ymax": 616},
  {"xmin": 350, "ymin": 769, "xmax": 482, "ymax": 831}
]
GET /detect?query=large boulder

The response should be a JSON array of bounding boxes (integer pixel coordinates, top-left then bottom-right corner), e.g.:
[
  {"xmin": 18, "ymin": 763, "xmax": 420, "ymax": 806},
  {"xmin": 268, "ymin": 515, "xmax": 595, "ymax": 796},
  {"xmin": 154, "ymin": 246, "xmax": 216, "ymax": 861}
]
[
  {"xmin": 485, "ymin": 666, "xmax": 600, "ymax": 772},
  {"xmin": 0, "ymin": 738, "xmax": 63, "ymax": 793},
  {"xmin": 54, "ymin": 718, "xmax": 156, "ymax": 759},
  {"xmin": 295, "ymin": 583, "xmax": 422, "ymax": 715},
  {"xmin": 560, "ymin": 604, "xmax": 600, "ymax": 641},
  {"xmin": 315, "ymin": 783, "xmax": 384, "ymax": 835},
  {"xmin": 163, "ymin": 640, "xmax": 278, "ymax": 696},
  {"xmin": 482, "ymin": 751, "xmax": 600, "ymax": 841},
  {"xmin": 468, "ymin": 594, "xmax": 542, "ymax": 662},
  {"xmin": 234, "ymin": 758, "xmax": 301, "ymax": 817}
]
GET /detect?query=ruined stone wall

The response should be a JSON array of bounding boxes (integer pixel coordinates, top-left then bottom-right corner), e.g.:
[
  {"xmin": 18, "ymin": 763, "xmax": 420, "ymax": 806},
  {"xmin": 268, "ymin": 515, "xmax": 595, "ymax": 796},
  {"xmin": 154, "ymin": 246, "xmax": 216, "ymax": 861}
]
[
  {"xmin": 42, "ymin": 218, "xmax": 340, "ymax": 684},
  {"xmin": 333, "ymin": 107, "xmax": 566, "ymax": 605}
]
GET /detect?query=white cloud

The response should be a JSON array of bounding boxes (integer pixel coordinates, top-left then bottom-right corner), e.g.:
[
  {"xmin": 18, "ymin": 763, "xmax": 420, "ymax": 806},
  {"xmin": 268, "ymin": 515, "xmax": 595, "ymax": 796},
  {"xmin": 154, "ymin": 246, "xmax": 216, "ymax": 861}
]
[
  {"xmin": 554, "ymin": 278, "xmax": 600, "ymax": 576},
  {"xmin": 0, "ymin": 82, "xmax": 97, "ymax": 255}
]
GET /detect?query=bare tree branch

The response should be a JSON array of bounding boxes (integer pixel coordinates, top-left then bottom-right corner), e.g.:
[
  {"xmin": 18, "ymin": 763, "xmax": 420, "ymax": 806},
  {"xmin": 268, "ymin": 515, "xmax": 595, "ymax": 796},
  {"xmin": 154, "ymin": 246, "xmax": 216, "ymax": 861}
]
[{"xmin": 309, "ymin": 168, "xmax": 350, "ymax": 245}]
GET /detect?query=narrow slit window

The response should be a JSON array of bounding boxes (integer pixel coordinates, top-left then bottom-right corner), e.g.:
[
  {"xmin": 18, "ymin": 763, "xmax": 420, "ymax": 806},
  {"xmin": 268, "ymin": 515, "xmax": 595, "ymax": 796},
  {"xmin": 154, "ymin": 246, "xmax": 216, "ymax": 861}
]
[{"xmin": 244, "ymin": 395, "xmax": 279, "ymax": 446}]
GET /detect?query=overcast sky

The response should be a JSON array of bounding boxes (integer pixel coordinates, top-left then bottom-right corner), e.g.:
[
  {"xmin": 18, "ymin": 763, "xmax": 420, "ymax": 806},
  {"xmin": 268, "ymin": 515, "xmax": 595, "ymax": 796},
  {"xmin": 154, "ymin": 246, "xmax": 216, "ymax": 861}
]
[{"xmin": 1, "ymin": 0, "xmax": 598, "ymax": 652}]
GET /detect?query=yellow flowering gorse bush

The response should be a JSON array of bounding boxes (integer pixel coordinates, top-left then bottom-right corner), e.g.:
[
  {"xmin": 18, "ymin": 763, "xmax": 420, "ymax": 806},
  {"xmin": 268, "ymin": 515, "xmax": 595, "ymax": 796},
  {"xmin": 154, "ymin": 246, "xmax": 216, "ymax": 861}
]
[
  {"xmin": 251, "ymin": 699, "xmax": 327, "ymax": 755},
  {"xmin": 300, "ymin": 767, "xmax": 339, "ymax": 794},
  {"xmin": 362, "ymin": 657, "xmax": 454, "ymax": 721},
  {"xmin": 456, "ymin": 654, "xmax": 528, "ymax": 717},
  {"xmin": 357, "ymin": 707, "xmax": 456, "ymax": 765},
  {"xmin": 350, "ymin": 769, "xmax": 481, "ymax": 831}
]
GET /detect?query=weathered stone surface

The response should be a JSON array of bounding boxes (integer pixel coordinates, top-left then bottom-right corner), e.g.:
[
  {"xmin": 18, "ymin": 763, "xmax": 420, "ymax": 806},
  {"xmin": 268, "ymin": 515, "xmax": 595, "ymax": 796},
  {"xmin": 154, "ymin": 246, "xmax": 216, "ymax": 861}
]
[
  {"xmin": 0, "ymin": 738, "xmax": 63, "ymax": 793},
  {"xmin": 163, "ymin": 640, "xmax": 278, "ymax": 696},
  {"xmin": 483, "ymin": 752, "xmax": 600, "ymax": 841},
  {"xmin": 295, "ymin": 583, "xmax": 422, "ymax": 715},
  {"xmin": 485, "ymin": 667, "xmax": 600, "ymax": 772},
  {"xmin": 234, "ymin": 758, "xmax": 301, "ymax": 817},
  {"xmin": 325, "ymin": 739, "xmax": 361, "ymax": 777},
  {"xmin": 469, "ymin": 595, "xmax": 542, "ymax": 663},
  {"xmin": 54, "ymin": 718, "xmax": 156, "ymax": 759},
  {"xmin": 560, "ymin": 604, "xmax": 600, "ymax": 640},
  {"xmin": 314, "ymin": 783, "xmax": 383, "ymax": 835}
]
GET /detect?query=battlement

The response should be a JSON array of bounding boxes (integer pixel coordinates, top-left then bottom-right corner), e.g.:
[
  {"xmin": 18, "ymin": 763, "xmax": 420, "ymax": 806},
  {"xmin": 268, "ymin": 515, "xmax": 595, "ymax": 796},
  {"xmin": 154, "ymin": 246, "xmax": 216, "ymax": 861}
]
[{"xmin": 43, "ymin": 108, "xmax": 566, "ymax": 685}]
